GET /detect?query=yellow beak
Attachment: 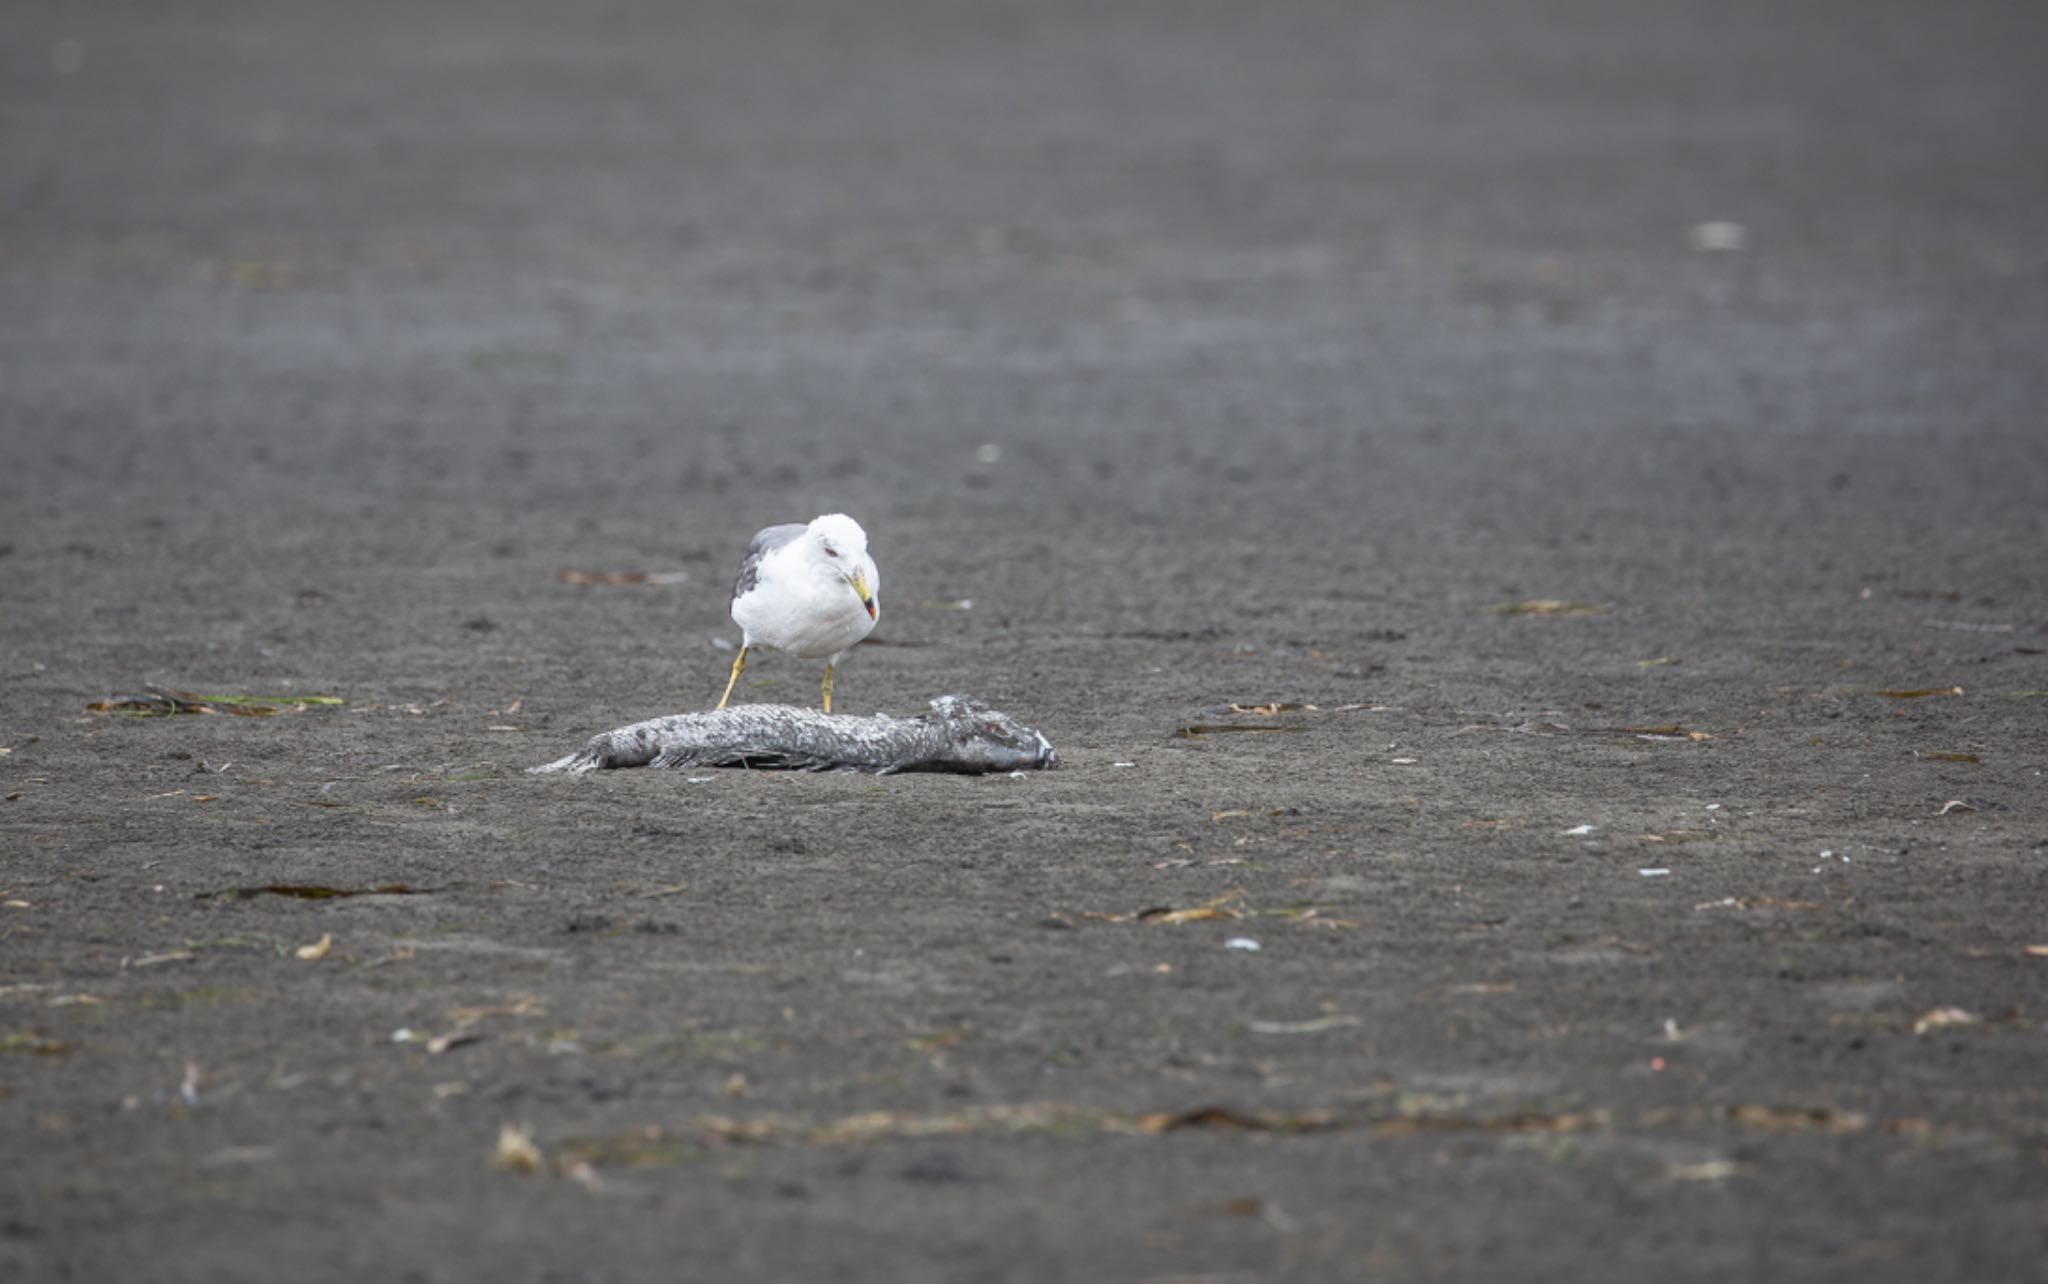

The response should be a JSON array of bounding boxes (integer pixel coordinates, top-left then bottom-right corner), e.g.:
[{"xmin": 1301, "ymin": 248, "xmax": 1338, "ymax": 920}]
[{"xmin": 850, "ymin": 569, "xmax": 877, "ymax": 620}]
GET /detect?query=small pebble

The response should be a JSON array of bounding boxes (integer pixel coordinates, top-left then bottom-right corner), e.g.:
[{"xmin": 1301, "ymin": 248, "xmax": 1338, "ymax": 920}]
[{"xmin": 1690, "ymin": 220, "xmax": 1748, "ymax": 252}]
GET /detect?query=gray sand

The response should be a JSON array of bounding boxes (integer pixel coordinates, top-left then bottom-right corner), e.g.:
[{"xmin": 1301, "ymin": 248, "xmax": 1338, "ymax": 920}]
[{"xmin": 3, "ymin": 2, "xmax": 2046, "ymax": 1280}]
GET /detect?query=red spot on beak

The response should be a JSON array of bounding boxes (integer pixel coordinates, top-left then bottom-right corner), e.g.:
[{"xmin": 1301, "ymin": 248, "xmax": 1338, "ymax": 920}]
[{"xmin": 864, "ymin": 599, "xmax": 878, "ymax": 621}]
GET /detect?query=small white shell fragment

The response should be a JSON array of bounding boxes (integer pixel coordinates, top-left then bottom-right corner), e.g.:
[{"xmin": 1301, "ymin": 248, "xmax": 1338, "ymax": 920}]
[
  {"xmin": 1912, "ymin": 1007, "xmax": 1979, "ymax": 1036},
  {"xmin": 1225, "ymin": 937, "xmax": 1262, "ymax": 951},
  {"xmin": 1639, "ymin": 868, "xmax": 1672, "ymax": 877},
  {"xmin": 1690, "ymin": 220, "xmax": 1747, "ymax": 252},
  {"xmin": 1562, "ymin": 824, "xmax": 1597, "ymax": 836}
]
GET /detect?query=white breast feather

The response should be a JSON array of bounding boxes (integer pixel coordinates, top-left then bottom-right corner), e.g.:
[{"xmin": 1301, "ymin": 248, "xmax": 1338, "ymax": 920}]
[{"xmin": 732, "ymin": 540, "xmax": 878, "ymax": 659}]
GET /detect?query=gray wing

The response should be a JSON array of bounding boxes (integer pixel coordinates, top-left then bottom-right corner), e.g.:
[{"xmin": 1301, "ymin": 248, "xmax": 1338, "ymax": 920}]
[{"xmin": 731, "ymin": 523, "xmax": 807, "ymax": 602}]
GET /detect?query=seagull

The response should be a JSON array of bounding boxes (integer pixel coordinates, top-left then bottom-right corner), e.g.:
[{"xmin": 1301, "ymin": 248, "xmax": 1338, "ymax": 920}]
[{"xmin": 716, "ymin": 513, "xmax": 880, "ymax": 713}]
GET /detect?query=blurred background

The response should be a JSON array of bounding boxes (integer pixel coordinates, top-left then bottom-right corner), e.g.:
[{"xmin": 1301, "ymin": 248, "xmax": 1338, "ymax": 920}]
[{"xmin": 3, "ymin": 0, "xmax": 2044, "ymax": 703}]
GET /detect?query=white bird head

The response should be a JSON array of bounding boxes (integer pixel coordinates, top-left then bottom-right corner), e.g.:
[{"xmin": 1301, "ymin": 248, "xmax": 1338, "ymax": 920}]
[{"xmin": 807, "ymin": 513, "xmax": 879, "ymax": 620}]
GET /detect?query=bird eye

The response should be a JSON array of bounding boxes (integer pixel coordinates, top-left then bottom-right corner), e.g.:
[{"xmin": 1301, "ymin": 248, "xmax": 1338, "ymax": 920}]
[{"xmin": 823, "ymin": 546, "xmax": 839, "ymax": 558}]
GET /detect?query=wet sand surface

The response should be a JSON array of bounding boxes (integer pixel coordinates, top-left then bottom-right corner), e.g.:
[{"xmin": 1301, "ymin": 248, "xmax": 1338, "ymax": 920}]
[{"xmin": 4, "ymin": 2, "xmax": 2047, "ymax": 1279}]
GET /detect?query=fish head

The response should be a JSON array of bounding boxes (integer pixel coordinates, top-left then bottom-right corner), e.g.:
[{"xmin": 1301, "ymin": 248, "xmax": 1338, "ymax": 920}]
[{"xmin": 927, "ymin": 695, "xmax": 1056, "ymax": 772}]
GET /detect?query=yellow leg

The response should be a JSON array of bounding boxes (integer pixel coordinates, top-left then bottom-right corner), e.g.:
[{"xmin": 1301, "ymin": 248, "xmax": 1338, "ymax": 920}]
[
  {"xmin": 715, "ymin": 645, "xmax": 749, "ymax": 710},
  {"xmin": 820, "ymin": 661, "xmax": 836, "ymax": 714}
]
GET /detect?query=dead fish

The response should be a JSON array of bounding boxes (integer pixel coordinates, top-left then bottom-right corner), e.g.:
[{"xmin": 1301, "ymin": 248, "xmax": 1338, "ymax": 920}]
[{"xmin": 531, "ymin": 695, "xmax": 1056, "ymax": 777}]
